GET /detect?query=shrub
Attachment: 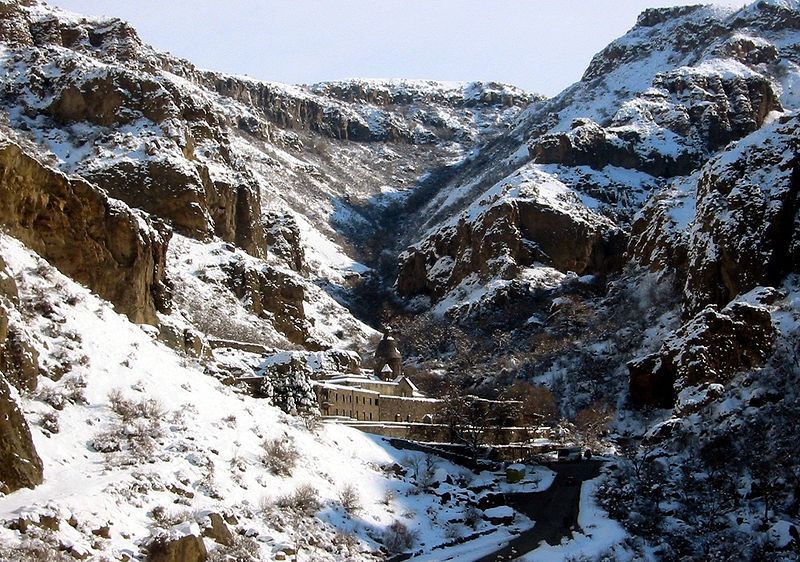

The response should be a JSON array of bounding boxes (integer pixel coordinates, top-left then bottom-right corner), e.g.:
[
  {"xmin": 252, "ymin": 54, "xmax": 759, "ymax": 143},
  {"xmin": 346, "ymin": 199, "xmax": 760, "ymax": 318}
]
[
  {"xmin": 91, "ymin": 390, "xmax": 166, "ymax": 463},
  {"xmin": 107, "ymin": 389, "xmax": 165, "ymax": 425},
  {"xmin": 339, "ymin": 483, "xmax": 361, "ymax": 515},
  {"xmin": 381, "ymin": 489, "xmax": 396, "ymax": 505},
  {"xmin": 0, "ymin": 541, "xmax": 72, "ymax": 562},
  {"xmin": 464, "ymin": 505, "xmax": 481, "ymax": 530},
  {"xmin": 261, "ymin": 437, "xmax": 299, "ymax": 477},
  {"xmin": 383, "ymin": 520, "xmax": 417, "ymax": 554},
  {"xmin": 35, "ymin": 376, "xmax": 87, "ymax": 410},
  {"xmin": 40, "ymin": 411, "xmax": 59, "ymax": 434},
  {"xmin": 276, "ymin": 484, "xmax": 321, "ymax": 516}
]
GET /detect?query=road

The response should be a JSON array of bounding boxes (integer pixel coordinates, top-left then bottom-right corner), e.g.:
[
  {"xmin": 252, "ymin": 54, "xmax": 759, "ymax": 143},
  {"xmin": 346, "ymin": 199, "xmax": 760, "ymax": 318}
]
[{"xmin": 472, "ymin": 460, "xmax": 603, "ymax": 562}]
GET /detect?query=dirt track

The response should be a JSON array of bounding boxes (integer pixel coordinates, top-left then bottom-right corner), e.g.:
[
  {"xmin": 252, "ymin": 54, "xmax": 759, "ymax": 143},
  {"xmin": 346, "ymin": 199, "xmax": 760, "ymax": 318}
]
[{"xmin": 472, "ymin": 460, "xmax": 603, "ymax": 562}]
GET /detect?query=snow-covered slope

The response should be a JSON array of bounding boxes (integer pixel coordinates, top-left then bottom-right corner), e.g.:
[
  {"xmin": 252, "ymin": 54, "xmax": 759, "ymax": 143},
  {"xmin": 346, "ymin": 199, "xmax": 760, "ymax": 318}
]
[
  {"xmin": 0, "ymin": 0, "xmax": 538, "ymax": 351},
  {"xmin": 396, "ymin": 0, "xmax": 800, "ymax": 317},
  {"xmin": 0, "ymin": 231, "xmax": 546, "ymax": 560}
]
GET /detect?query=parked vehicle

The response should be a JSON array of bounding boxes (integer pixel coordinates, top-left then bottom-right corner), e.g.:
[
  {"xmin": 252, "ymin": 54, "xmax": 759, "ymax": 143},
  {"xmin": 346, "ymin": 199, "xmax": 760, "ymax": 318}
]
[{"xmin": 556, "ymin": 447, "xmax": 583, "ymax": 462}]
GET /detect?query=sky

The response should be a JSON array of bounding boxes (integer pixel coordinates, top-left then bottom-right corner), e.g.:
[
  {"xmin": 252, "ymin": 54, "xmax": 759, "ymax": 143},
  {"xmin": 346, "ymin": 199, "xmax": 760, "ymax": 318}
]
[{"xmin": 51, "ymin": 0, "xmax": 746, "ymax": 97}]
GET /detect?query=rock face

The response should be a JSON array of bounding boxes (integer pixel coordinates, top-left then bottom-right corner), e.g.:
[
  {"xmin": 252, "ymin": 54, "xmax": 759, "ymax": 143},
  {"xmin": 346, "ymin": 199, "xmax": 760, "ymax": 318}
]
[
  {"xmin": 0, "ymin": 375, "xmax": 43, "ymax": 494},
  {"xmin": 146, "ymin": 535, "xmax": 207, "ymax": 562},
  {"xmin": 0, "ymin": 261, "xmax": 42, "ymax": 494},
  {"xmin": 684, "ymin": 116, "xmax": 800, "ymax": 313},
  {"xmin": 529, "ymin": 118, "xmax": 699, "ymax": 178},
  {"xmin": 209, "ymin": 76, "xmax": 538, "ymax": 144},
  {"xmin": 264, "ymin": 212, "xmax": 304, "ymax": 272},
  {"xmin": 631, "ymin": 115, "xmax": 800, "ymax": 314},
  {"xmin": 0, "ymin": 138, "xmax": 171, "ymax": 325},
  {"xmin": 397, "ymin": 170, "xmax": 625, "ymax": 301},
  {"xmin": 224, "ymin": 257, "xmax": 312, "ymax": 347},
  {"xmin": 530, "ymin": 72, "xmax": 780, "ymax": 178},
  {"xmin": 628, "ymin": 301, "xmax": 776, "ymax": 408}
]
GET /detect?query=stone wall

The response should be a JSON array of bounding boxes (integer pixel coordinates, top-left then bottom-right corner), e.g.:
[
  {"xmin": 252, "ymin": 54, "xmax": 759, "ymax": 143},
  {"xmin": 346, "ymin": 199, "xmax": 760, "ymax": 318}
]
[{"xmin": 378, "ymin": 396, "xmax": 439, "ymax": 423}]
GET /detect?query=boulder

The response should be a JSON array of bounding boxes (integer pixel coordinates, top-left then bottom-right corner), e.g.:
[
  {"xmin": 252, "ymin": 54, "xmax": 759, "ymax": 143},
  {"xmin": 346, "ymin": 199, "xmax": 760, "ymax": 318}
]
[
  {"xmin": 201, "ymin": 513, "xmax": 233, "ymax": 546},
  {"xmin": 0, "ymin": 375, "xmax": 43, "ymax": 494},
  {"xmin": 146, "ymin": 535, "xmax": 207, "ymax": 562},
  {"xmin": 0, "ymin": 138, "xmax": 171, "ymax": 325}
]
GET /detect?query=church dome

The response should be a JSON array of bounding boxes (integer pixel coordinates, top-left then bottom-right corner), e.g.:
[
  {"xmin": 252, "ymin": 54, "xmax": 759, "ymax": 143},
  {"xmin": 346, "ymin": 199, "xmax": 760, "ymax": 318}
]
[{"xmin": 374, "ymin": 334, "xmax": 401, "ymax": 360}]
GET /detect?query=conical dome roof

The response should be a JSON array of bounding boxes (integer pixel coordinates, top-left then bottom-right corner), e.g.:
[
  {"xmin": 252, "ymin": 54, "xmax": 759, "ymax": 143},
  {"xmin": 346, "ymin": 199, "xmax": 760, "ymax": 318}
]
[{"xmin": 374, "ymin": 330, "xmax": 401, "ymax": 360}]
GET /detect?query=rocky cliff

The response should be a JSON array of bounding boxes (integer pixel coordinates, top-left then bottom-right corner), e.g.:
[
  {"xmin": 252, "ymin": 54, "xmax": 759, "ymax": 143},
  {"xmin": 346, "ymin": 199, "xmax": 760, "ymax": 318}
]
[{"xmin": 0, "ymin": 137, "xmax": 171, "ymax": 325}]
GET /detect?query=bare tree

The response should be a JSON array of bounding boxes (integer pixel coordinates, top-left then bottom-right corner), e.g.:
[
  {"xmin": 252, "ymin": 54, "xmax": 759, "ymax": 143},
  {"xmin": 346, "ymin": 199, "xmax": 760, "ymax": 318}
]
[{"xmin": 501, "ymin": 380, "xmax": 558, "ymax": 425}]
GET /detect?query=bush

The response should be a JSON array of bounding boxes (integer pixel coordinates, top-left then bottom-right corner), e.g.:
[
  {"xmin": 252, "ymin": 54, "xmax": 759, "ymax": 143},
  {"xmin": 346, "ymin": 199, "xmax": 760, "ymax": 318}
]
[
  {"xmin": 381, "ymin": 489, "xmax": 396, "ymax": 506},
  {"xmin": 339, "ymin": 483, "xmax": 361, "ymax": 515},
  {"xmin": 39, "ymin": 411, "xmax": 59, "ymax": 434},
  {"xmin": 261, "ymin": 437, "xmax": 299, "ymax": 477},
  {"xmin": 108, "ymin": 389, "xmax": 165, "ymax": 425},
  {"xmin": 34, "ymin": 376, "xmax": 87, "ymax": 410},
  {"xmin": 383, "ymin": 520, "xmax": 417, "ymax": 554},
  {"xmin": 276, "ymin": 484, "xmax": 321, "ymax": 516},
  {"xmin": 464, "ymin": 505, "xmax": 481, "ymax": 530},
  {"xmin": 91, "ymin": 390, "xmax": 166, "ymax": 463},
  {"xmin": 0, "ymin": 542, "xmax": 72, "ymax": 562}
]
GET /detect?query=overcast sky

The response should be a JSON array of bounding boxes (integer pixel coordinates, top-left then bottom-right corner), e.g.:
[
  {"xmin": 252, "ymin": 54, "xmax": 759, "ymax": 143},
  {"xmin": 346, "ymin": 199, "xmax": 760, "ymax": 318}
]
[{"xmin": 51, "ymin": 0, "xmax": 745, "ymax": 96}]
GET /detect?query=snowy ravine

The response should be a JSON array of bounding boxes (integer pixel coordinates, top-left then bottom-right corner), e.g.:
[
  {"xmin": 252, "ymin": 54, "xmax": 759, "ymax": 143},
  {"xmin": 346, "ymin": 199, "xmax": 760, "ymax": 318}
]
[
  {"xmin": 0, "ymin": 232, "xmax": 554, "ymax": 561},
  {"xmin": 1, "ymin": 0, "xmax": 800, "ymax": 560}
]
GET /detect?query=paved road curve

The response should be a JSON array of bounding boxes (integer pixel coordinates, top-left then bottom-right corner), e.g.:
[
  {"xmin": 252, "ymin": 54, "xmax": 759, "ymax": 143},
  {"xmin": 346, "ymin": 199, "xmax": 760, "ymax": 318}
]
[{"xmin": 473, "ymin": 460, "xmax": 604, "ymax": 562}]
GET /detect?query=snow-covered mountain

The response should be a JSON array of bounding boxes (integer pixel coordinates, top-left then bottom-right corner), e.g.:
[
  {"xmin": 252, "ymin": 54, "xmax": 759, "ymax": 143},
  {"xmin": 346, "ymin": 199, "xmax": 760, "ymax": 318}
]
[{"xmin": 0, "ymin": 0, "xmax": 799, "ymax": 560}]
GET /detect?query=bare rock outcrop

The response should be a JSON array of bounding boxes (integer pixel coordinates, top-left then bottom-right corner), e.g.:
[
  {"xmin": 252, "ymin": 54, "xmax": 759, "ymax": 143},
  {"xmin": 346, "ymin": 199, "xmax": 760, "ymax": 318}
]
[
  {"xmin": 0, "ymin": 258, "xmax": 37, "ymax": 393},
  {"xmin": 628, "ymin": 301, "xmax": 776, "ymax": 408},
  {"xmin": 529, "ymin": 118, "xmax": 699, "ymax": 178},
  {"xmin": 224, "ymin": 257, "xmax": 313, "ymax": 347},
  {"xmin": 0, "ymin": 374, "xmax": 43, "ymax": 494},
  {"xmin": 264, "ymin": 211, "xmax": 304, "ymax": 272},
  {"xmin": 0, "ymin": 138, "xmax": 171, "ymax": 324},
  {"xmin": 684, "ymin": 115, "xmax": 799, "ymax": 313},
  {"xmin": 0, "ymin": 256, "xmax": 42, "ymax": 493},
  {"xmin": 0, "ymin": 1, "xmax": 34, "ymax": 46},
  {"xmin": 530, "ymin": 71, "xmax": 780, "ymax": 179},
  {"xmin": 146, "ymin": 534, "xmax": 207, "ymax": 562},
  {"xmin": 629, "ymin": 115, "xmax": 799, "ymax": 314},
  {"xmin": 397, "ymin": 181, "xmax": 626, "ymax": 301}
]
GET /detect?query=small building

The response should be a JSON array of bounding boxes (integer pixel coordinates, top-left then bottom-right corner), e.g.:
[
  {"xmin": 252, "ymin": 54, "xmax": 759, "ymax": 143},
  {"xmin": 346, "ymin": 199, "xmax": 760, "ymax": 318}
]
[{"xmin": 373, "ymin": 328, "xmax": 402, "ymax": 379}]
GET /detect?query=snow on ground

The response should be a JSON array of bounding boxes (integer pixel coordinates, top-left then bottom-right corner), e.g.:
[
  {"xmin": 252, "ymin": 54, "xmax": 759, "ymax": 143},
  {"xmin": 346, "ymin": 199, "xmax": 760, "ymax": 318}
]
[
  {"xmin": 518, "ymin": 477, "xmax": 631, "ymax": 562},
  {"xmin": 167, "ymin": 234, "xmax": 377, "ymax": 350},
  {"xmin": 0, "ymin": 233, "xmax": 510, "ymax": 561}
]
